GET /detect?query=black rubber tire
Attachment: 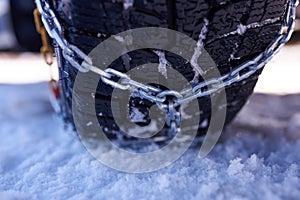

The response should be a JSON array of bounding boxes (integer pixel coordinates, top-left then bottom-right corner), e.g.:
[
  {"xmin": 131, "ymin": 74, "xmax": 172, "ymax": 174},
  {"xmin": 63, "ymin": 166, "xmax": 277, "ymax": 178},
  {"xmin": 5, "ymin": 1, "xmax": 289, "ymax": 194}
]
[
  {"xmin": 10, "ymin": 0, "xmax": 42, "ymax": 51},
  {"xmin": 50, "ymin": 0, "xmax": 288, "ymax": 142}
]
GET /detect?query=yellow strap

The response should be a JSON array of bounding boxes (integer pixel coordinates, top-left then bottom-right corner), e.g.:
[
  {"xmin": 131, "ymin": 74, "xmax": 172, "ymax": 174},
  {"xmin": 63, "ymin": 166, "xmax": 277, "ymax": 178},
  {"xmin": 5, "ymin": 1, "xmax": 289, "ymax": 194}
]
[{"xmin": 34, "ymin": 9, "xmax": 54, "ymax": 66}]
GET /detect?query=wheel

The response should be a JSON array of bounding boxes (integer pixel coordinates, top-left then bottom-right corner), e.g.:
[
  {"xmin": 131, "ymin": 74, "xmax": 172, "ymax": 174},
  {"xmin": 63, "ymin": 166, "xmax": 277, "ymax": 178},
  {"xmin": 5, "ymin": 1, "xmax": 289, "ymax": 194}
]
[{"xmin": 49, "ymin": 0, "xmax": 289, "ymax": 144}]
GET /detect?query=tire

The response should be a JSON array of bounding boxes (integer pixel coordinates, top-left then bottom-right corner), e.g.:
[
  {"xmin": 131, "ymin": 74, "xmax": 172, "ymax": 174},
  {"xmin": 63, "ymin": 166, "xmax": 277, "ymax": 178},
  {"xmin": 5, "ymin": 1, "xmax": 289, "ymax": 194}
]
[
  {"xmin": 10, "ymin": 0, "xmax": 42, "ymax": 51},
  {"xmin": 50, "ymin": 0, "xmax": 288, "ymax": 143}
]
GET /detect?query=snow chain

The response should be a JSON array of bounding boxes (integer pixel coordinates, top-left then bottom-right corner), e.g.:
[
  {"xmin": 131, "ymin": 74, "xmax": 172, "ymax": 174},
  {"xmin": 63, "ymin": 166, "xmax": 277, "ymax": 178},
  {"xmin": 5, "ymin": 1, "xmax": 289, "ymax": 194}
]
[{"xmin": 34, "ymin": 0, "xmax": 299, "ymax": 133}]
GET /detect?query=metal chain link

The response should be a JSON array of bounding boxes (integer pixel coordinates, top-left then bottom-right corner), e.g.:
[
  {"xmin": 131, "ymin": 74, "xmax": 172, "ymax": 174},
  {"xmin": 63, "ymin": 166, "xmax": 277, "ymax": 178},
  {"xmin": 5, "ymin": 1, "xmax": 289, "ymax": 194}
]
[{"xmin": 35, "ymin": 0, "xmax": 299, "ymax": 128}]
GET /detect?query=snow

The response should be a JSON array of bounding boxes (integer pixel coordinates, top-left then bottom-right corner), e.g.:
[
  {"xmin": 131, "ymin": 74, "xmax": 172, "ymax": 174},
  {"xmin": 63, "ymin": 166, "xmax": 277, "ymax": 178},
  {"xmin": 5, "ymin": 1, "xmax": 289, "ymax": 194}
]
[
  {"xmin": 223, "ymin": 17, "xmax": 281, "ymax": 38},
  {"xmin": 123, "ymin": 0, "xmax": 134, "ymax": 10},
  {"xmin": 1, "ymin": 40, "xmax": 300, "ymax": 199},
  {"xmin": 0, "ymin": 83, "xmax": 300, "ymax": 199},
  {"xmin": 153, "ymin": 50, "xmax": 169, "ymax": 78},
  {"xmin": 236, "ymin": 24, "xmax": 247, "ymax": 35},
  {"xmin": 190, "ymin": 18, "xmax": 209, "ymax": 83},
  {"xmin": 130, "ymin": 107, "xmax": 147, "ymax": 123}
]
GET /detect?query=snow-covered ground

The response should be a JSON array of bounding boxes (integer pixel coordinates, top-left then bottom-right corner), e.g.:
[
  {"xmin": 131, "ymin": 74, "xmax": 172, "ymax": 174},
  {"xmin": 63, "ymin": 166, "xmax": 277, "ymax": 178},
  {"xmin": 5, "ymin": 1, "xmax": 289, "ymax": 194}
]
[
  {"xmin": 0, "ymin": 43, "xmax": 300, "ymax": 199},
  {"xmin": 0, "ymin": 83, "xmax": 299, "ymax": 199}
]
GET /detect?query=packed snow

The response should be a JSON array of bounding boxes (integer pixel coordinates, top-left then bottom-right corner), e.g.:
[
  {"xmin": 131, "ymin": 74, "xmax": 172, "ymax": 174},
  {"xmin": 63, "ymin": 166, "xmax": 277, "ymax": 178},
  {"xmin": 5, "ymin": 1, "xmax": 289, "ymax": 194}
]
[
  {"xmin": 222, "ymin": 17, "xmax": 281, "ymax": 38},
  {"xmin": 0, "ymin": 83, "xmax": 299, "ymax": 199},
  {"xmin": 123, "ymin": 0, "xmax": 134, "ymax": 10},
  {"xmin": 190, "ymin": 18, "xmax": 209, "ymax": 83},
  {"xmin": 153, "ymin": 50, "xmax": 169, "ymax": 79}
]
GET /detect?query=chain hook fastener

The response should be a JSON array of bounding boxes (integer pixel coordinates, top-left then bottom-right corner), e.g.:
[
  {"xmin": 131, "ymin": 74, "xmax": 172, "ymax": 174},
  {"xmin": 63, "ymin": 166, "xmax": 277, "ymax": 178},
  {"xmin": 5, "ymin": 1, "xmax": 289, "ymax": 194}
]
[{"xmin": 34, "ymin": 8, "xmax": 54, "ymax": 66}]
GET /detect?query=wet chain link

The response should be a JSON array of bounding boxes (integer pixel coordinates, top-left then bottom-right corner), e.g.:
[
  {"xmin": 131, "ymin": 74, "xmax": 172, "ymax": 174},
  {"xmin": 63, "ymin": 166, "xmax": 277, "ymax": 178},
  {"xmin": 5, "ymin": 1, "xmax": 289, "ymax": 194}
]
[{"xmin": 35, "ymin": 0, "xmax": 299, "ymax": 130}]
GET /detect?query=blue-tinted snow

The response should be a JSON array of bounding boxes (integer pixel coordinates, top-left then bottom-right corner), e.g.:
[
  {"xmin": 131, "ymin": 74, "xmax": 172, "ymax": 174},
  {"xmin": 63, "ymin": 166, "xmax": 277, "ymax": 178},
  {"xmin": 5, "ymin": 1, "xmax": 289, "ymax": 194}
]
[{"xmin": 0, "ymin": 83, "xmax": 299, "ymax": 200}]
